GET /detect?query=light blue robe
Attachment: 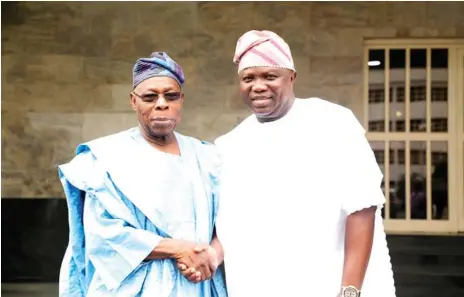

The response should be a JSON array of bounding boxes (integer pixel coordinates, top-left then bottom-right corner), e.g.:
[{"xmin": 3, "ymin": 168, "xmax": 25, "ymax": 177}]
[{"xmin": 58, "ymin": 127, "xmax": 227, "ymax": 297}]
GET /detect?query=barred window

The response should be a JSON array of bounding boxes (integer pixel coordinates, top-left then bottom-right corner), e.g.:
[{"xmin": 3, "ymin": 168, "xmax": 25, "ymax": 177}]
[
  {"xmin": 396, "ymin": 87, "xmax": 405, "ymax": 102},
  {"xmin": 369, "ymin": 89, "xmax": 384, "ymax": 103},
  {"xmin": 395, "ymin": 120, "xmax": 405, "ymax": 132},
  {"xmin": 431, "ymin": 118, "xmax": 448, "ymax": 132},
  {"xmin": 410, "ymin": 119, "xmax": 426, "ymax": 132},
  {"xmin": 410, "ymin": 149, "xmax": 426, "ymax": 165},
  {"xmin": 431, "ymin": 87, "xmax": 447, "ymax": 102},
  {"xmin": 398, "ymin": 149, "xmax": 405, "ymax": 165},
  {"xmin": 410, "ymin": 86, "xmax": 426, "ymax": 102},
  {"xmin": 432, "ymin": 152, "xmax": 447, "ymax": 165},
  {"xmin": 369, "ymin": 120, "xmax": 385, "ymax": 132},
  {"xmin": 373, "ymin": 150, "xmax": 385, "ymax": 164},
  {"xmin": 368, "ymin": 88, "xmax": 393, "ymax": 103}
]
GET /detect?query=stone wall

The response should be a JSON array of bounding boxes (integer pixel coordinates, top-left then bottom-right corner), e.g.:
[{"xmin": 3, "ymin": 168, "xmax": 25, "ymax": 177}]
[{"xmin": 2, "ymin": 1, "xmax": 464, "ymax": 198}]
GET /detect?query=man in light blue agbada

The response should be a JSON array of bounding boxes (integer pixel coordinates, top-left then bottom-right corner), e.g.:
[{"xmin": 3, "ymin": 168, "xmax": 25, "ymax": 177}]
[{"xmin": 58, "ymin": 52, "xmax": 227, "ymax": 297}]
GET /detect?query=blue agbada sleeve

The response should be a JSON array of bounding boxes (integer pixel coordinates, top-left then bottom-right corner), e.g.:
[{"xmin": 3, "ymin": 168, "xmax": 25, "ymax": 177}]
[
  {"xmin": 59, "ymin": 244, "xmax": 84, "ymax": 297},
  {"xmin": 83, "ymin": 191, "xmax": 162, "ymax": 290},
  {"xmin": 58, "ymin": 149, "xmax": 163, "ymax": 294}
]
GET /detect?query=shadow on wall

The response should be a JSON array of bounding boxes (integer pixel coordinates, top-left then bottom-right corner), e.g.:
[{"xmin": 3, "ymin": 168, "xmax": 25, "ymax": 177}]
[
  {"xmin": 1, "ymin": 1, "xmax": 28, "ymax": 26},
  {"xmin": 1, "ymin": 198, "xmax": 69, "ymax": 282}
]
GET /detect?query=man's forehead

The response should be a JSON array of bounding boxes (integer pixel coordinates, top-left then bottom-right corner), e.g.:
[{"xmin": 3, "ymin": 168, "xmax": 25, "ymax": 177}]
[{"xmin": 239, "ymin": 67, "xmax": 292, "ymax": 76}]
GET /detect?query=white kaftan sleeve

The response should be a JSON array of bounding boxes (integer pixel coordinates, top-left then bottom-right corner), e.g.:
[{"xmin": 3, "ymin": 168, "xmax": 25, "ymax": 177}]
[
  {"xmin": 211, "ymin": 145, "xmax": 222, "ymax": 225},
  {"xmin": 211, "ymin": 139, "xmax": 225, "ymax": 230},
  {"xmin": 339, "ymin": 111, "xmax": 386, "ymax": 215}
]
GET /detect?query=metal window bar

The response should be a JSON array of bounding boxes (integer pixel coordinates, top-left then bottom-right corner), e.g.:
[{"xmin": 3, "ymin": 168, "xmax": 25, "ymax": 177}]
[
  {"xmin": 405, "ymin": 48, "xmax": 411, "ymax": 221},
  {"xmin": 425, "ymin": 48, "xmax": 433, "ymax": 220},
  {"xmin": 384, "ymin": 49, "xmax": 391, "ymax": 220}
]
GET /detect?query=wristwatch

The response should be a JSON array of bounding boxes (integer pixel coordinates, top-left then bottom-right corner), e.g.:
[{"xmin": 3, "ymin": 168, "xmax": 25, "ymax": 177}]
[{"xmin": 340, "ymin": 285, "xmax": 361, "ymax": 297}]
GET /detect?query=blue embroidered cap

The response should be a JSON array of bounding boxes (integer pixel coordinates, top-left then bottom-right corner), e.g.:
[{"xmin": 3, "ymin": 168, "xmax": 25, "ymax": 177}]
[{"xmin": 132, "ymin": 52, "xmax": 185, "ymax": 89}]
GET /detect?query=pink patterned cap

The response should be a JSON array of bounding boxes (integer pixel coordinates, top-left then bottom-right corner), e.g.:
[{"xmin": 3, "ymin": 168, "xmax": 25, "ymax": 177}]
[{"xmin": 233, "ymin": 30, "xmax": 295, "ymax": 73}]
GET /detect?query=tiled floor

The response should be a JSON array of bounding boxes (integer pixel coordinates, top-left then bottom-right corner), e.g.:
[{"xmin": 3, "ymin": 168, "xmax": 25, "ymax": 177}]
[{"xmin": 1, "ymin": 284, "xmax": 58, "ymax": 297}]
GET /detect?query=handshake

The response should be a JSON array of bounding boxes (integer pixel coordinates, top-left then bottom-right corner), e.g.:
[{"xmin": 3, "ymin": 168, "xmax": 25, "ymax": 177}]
[{"xmin": 173, "ymin": 241, "xmax": 220, "ymax": 283}]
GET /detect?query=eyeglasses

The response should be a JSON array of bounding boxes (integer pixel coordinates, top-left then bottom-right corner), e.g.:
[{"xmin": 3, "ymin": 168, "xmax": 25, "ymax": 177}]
[{"xmin": 132, "ymin": 91, "xmax": 182, "ymax": 102}]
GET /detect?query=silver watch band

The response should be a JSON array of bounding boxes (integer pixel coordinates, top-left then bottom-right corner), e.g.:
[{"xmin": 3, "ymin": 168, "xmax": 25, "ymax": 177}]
[{"xmin": 340, "ymin": 285, "xmax": 361, "ymax": 297}]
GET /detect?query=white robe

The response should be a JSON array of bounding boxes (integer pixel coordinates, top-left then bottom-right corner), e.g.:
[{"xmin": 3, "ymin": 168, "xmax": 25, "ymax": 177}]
[{"xmin": 215, "ymin": 98, "xmax": 396, "ymax": 297}]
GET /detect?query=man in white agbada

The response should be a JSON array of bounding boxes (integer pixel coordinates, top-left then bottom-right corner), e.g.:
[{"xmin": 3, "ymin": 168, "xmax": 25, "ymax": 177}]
[
  {"xmin": 213, "ymin": 30, "xmax": 396, "ymax": 297},
  {"xmin": 58, "ymin": 52, "xmax": 227, "ymax": 297}
]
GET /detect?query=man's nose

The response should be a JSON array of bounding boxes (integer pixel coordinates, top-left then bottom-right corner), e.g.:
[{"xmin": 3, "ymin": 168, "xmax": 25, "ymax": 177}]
[
  {"xmin": 154, "ymin": 96, "xmax": 169, "ymax": 110},
  {"xmin": 251, "ymin": 80, "xmax": 268, "ymax": 92}
]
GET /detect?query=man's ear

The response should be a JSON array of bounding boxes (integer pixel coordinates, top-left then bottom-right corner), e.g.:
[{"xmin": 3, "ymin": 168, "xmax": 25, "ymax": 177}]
[
  {"xmin": 130, "ymin": 93, "xmax": 137, "ymax": 111},
  {"xmin": 291, "ymin": 71, "xmax": 297, "ymax": 83}
]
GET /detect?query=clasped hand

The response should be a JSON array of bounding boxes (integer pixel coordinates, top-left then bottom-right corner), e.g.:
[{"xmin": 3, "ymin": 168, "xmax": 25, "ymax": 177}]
[{"xmin": 174, "ymin": 243, "xmax": 218, "ymax": 283}]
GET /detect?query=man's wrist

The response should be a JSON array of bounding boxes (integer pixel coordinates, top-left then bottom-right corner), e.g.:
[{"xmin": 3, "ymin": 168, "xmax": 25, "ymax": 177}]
[
  {"xmin": 210, "ymin": 243, "xmax": 224, "ymax": 265},
  {"xmin": 146, "ymin": 238, "xmax": 184, "ymax": 260},
  {"xmin": 160, "ymin": 239, "xmax": 187, "ymax": 259},
  {"xmin": 340, "ymin": 285, "xmax": 361, "ymax": 297}
]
